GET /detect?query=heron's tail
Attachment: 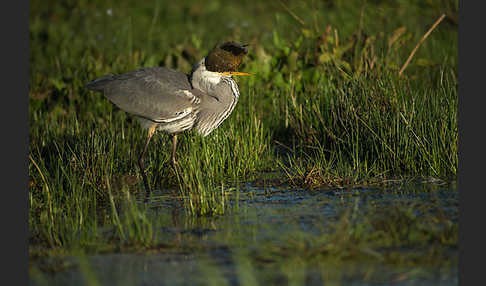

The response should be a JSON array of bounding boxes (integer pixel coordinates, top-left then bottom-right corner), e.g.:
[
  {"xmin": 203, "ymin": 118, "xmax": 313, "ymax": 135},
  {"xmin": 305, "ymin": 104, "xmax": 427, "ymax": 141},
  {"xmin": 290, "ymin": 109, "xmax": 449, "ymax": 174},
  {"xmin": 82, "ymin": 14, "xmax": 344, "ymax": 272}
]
[{"xmin": 86, "ymin": 74, "xmax": 117, "ymax": 91}]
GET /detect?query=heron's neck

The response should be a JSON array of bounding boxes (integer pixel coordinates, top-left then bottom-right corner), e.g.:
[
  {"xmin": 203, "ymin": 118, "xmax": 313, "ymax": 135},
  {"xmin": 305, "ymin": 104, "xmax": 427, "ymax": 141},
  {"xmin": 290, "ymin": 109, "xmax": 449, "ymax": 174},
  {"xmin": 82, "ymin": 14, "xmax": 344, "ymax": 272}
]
[{"xmin": 190, "ymin": 58, "xmax": 224, "ymax": 93}]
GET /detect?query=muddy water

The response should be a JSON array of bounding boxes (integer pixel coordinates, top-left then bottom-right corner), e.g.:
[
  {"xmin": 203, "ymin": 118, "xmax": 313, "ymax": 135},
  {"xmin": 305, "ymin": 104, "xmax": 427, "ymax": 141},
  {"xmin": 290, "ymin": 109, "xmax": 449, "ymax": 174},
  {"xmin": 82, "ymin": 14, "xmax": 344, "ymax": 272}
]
[{"xmin": 30, "ymin": 182, "xmax": 458, "ymax": 286}]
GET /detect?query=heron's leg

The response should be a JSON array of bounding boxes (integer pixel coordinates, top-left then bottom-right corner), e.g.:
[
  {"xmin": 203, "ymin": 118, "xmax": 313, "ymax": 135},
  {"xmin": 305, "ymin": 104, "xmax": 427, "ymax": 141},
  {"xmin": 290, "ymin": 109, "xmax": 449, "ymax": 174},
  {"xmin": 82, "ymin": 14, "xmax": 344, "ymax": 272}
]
[
  {"xmin": 138, "ymin": 124, "xmax": 156, "ymax": 195},
  {"xmin": 171, "ymin": 134, "xmax": 178, "ymax": 166},
  {"xmin": 170, "ymin": 134, "xmax": 184, "ymax": 187}
]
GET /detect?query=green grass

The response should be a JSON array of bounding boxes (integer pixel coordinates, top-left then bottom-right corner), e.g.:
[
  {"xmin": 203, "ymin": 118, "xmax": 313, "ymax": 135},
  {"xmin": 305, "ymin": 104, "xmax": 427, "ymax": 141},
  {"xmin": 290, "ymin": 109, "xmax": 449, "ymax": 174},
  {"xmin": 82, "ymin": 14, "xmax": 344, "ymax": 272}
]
[{"xmin": 29, "ymin": 0, "xmax": 458, "ymax": 270}]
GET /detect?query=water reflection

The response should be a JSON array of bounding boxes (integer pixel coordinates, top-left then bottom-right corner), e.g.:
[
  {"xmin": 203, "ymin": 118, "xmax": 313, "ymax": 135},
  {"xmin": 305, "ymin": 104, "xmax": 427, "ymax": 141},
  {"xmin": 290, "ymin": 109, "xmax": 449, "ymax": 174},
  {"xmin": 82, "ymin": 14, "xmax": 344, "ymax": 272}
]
[{"xmin": 30, "ymin": 182, "xmax": 458, "ymax": 286}]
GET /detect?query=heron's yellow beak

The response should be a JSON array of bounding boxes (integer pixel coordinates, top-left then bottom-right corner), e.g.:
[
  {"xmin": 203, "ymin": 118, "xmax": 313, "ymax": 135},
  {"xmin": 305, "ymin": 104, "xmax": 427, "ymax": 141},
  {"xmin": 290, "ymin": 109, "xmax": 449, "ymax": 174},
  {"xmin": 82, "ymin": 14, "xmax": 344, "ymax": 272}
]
[{"xmin": 219, "ymin": 71, "xmax": 252, "ymax": 76}]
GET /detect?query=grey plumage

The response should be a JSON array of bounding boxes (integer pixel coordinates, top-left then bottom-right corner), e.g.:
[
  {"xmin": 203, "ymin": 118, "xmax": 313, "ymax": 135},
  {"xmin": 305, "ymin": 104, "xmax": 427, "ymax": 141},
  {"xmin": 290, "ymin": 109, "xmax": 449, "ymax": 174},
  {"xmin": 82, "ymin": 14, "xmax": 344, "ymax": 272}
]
[
  {"xmin": 87, "ymin": 65, "xmax": 240, "ymax": 137},
  {"xmin": 87, "ymin": 67, "xmax": 196, "ymax": 130},
  {"xmin": 87, "ymin": 41, "xmax": 250, "ymax": 195}
]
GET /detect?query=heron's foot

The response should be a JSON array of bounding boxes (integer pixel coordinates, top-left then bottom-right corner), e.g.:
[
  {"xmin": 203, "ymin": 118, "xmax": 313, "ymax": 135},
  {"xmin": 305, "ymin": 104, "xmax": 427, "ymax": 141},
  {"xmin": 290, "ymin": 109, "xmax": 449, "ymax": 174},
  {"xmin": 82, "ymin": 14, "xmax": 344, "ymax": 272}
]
[
  {"xmin": 138, "ymin": 163, "xmax": 152, "ymax": 197},
  {"xmin": 170, "ymin": 159, "xmax": 180, "ymax": 175},
  {"xmin": 169, "ymin": 158, "xmax": 185, "ymax": 187},
  {"xmin": 171, "ymin": 157, "xmax": 179, "ymax": 167}
]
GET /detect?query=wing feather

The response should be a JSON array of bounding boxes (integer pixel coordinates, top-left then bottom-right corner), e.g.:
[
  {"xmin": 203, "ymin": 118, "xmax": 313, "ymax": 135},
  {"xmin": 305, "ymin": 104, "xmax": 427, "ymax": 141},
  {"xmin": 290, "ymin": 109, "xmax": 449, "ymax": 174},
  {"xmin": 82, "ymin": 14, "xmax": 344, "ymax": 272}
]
[{"xmin": 87, "ymin": 67, "xmax": 198, "ymax": 122}]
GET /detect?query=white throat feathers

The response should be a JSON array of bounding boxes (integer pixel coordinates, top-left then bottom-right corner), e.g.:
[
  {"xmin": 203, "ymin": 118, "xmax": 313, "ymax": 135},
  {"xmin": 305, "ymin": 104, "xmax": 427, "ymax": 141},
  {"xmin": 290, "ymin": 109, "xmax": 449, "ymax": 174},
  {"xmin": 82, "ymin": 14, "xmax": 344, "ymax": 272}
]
[{"xmin": 190, "ymin": 58, "xmax": 230, "ymax": 94}]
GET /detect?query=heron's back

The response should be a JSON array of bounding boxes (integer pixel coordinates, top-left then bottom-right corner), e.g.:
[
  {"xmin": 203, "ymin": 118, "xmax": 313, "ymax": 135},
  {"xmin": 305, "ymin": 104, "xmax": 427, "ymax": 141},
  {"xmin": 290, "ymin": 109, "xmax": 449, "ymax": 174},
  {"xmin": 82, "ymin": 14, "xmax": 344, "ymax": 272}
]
[{"xmin": 87, "ymin": 67, "xmax": 198, "ymax": 126}]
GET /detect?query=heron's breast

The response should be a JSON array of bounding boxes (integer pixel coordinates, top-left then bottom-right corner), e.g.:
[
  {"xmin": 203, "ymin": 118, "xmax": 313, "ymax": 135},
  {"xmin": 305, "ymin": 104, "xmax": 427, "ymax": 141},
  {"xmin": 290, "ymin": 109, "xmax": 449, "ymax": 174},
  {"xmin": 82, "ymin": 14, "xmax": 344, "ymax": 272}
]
[{"xmin": 156, "ymin": 112, "xmax": 198, "ymax": 134}]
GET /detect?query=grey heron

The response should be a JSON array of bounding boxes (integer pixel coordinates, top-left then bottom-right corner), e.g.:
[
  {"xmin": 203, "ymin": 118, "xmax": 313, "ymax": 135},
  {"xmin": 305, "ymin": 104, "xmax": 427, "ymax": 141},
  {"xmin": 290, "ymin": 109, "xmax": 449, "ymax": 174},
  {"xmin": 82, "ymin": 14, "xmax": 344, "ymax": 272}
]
[{"xmin": 86, "ymin": 41, "xmax": 251, "ymax": 194}]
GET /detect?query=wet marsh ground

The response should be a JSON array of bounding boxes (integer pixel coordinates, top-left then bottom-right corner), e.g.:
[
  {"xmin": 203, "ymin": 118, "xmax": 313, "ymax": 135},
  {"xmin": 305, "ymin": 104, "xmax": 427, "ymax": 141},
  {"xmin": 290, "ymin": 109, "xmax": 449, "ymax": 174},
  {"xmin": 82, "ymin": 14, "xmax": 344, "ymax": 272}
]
[
  {"xmin": 30, "ymin": 180, "xmax": 458, "ymax": 285},
  {"xmin": 29, "ymin": 0, "xmax": 458, "ymax": 285}
]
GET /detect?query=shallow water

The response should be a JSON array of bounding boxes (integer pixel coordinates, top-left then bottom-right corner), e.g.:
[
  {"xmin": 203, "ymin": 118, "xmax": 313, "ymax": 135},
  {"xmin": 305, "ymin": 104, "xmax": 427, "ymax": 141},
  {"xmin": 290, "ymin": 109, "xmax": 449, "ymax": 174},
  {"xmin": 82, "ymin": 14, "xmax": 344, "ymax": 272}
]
[{"xmin": 30, "ymin": 181, "xmax": 458, "ymax": 286}]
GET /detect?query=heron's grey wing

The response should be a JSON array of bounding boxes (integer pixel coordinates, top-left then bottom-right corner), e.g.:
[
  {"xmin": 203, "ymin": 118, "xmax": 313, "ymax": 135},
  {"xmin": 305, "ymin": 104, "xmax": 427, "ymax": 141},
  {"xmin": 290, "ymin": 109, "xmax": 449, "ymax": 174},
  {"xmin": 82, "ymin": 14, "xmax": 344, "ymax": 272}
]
[{"xmin": 87, "ymin": 67, "xmax": 198, "ymax": 122}]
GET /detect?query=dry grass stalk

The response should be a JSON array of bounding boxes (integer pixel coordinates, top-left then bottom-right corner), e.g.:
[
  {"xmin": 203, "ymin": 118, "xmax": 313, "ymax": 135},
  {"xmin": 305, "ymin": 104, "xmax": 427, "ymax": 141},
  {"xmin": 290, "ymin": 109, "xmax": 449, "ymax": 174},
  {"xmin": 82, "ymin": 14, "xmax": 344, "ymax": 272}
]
[{"xmin": 399, "ymin": 13, "xmax": 446, "ymax": 77}]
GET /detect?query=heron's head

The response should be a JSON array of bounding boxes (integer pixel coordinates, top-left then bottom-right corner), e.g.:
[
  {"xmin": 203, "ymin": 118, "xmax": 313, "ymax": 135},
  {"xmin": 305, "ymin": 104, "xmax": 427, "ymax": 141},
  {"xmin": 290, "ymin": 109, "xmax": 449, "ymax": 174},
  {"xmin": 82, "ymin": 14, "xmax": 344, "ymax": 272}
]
[
  {"xmin": 191, "ymin": 41, "xmax": 251, "ymax": 91},
  {"xmin": 205, "ymin": 41, "xmax": 251, "ymax": 76}
]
